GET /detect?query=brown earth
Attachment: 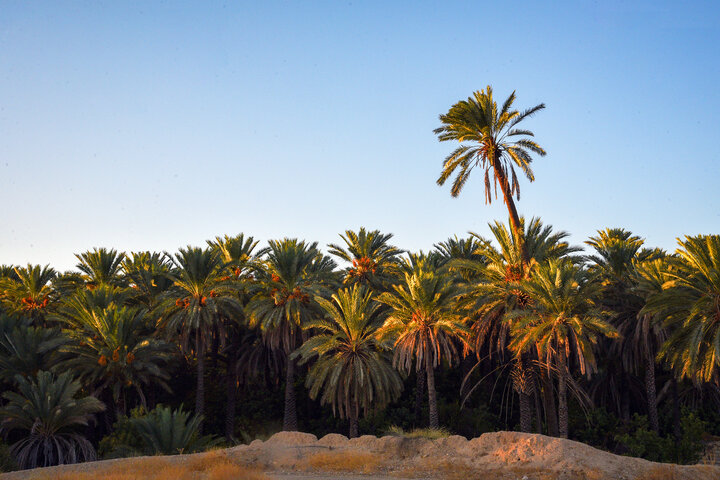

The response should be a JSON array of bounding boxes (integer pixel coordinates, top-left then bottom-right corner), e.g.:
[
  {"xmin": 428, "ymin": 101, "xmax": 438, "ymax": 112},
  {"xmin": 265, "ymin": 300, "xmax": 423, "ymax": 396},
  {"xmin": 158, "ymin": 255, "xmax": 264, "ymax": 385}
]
[{"xmin": 2, "ymin": 431, "xmax": 719, "ymax": 480}]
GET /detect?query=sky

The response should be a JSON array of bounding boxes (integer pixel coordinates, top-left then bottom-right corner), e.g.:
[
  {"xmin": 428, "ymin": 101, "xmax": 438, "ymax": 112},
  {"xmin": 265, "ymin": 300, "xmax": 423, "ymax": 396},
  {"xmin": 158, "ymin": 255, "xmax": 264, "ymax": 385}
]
[{"xmin": 1, "ymin": 1, "xmax": 719, "ymax": 271}]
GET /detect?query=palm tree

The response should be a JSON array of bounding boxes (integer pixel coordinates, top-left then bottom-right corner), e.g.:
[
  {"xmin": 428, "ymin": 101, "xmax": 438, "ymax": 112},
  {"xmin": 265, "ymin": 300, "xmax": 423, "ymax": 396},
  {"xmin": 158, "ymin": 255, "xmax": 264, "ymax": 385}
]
[
  {"xmin": 377, "ymin": 263, "xmax": 468, "ymax": 429},
  {"xmin": 646, "ymin": 235, "xmax": 720, "ymax": 384},
  {"xmin": 585, "ymin": 229, "xmax": 663, "ymax": 425},
  {"xmin": 294, "ymin": 285, "xmax": 403, "ymax": 438},
  {"xmin": 509, "ymin": 259, "xmax": 618, "ymax": 438},
  {"xmin": 122, "ymin": 252, "xmax": 174, "ymax": 312},
  {"xmin": 247, "ymin": 238, "xmax": 337, "ymax": 431},
  {"xmin": 629, "ymin": 257, "xmax": 669, "ymax": 433},
  {"xmin": 455, "ymin": 217, "xmax": 579, "ymax": 434},
  {"xmin": 0, "ymin": 264, "xmax": 57, "ymax": 326},
  {"xmin": 207, "ymin": 233, "xmax": 260, "ymax": 441},
  {"xmin": 75, "ymin": 248, "xmax": 126, "ymax": 289},
  {"xmin": 0, "ymin": 371, "xmax": 105, "ymax": 469},
  {"xmin": 328, "ymin": 228, "xmax": 403, "ymax": 290},
  {"xmin": 159, "ymin": 247, "xmax": 241, "ymax": 430},
  {"xmin": 55, "ymin": 304, "xmax": 175, "ymax": 417},
  {"xmin": 435, "ymin": 86, "xmax": 546, "ymax": 254},
  {"xmin": 0, "ymin": 315, "xmax": 66, "ymax": 385}
]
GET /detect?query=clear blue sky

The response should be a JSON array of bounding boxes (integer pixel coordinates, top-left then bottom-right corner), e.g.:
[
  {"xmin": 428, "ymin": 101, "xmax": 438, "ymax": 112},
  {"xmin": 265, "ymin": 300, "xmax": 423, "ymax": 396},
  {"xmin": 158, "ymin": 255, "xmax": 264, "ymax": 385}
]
[{"xmin": 1, "ymin": 1, "xmax": 718, "ymax": 270}]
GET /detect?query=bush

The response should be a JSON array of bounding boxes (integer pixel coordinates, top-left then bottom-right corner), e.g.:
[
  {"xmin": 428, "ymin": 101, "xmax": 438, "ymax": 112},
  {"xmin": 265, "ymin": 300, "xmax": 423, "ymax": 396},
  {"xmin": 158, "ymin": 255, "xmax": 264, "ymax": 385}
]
[
  {"xmin": 98, "ymin": 406, "xmax": 147, "ymax": 459},
  {"xmin": 614, "ymin": 409, "xmax": 707, "ymax": 464},
  {"xmin": 0, "ymin": 442, "xmax": 17, "ymax": 472},
  {"xmin": 99, "ymin": 405, "xmax": 220, "ymax": 458}
]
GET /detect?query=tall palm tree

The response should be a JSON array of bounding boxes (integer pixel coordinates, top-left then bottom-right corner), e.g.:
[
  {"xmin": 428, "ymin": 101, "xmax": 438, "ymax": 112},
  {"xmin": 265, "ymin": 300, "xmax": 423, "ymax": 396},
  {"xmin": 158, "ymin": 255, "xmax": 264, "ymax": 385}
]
[
  {"xmin": 629, "ymin": 256, "xmax": 669, "ymax": 433},
  {"xmin": 435, "ymin": 86, "xmax": 546, "ymax": 253},
  {"xmin": 645, "ymin": 235, "xmax": 720, "ymax": 384},
  {"xmin": 207, "ymin": 233, "xmax": 259, "ymax": 441},
  {"xmin": 294, "ymin": 285, "xmax": 403, "ymax": 438},
  {"xmin": 0, "ymin": 264, "xmax": 57, "ymax": 326},
  {"xmin": 0, "ymin": 371, "xmax": 105, "ymax": 469},
  {"xmin": 509, "ymin": 259, "xmax": 618, "ymax": 438},
  {"xmin": 328, "ymin": 228, "xmax": 403, "ymax": 290},
  {"xmin": 75, "ymin": 248, "xmax": 126, "ymax": 289},
  {"xmin": 584, "ymin": 229, "xmax": 664, "ymax": 424},
  {"xmin": 55, "ymin": 303, "xmax": 175, "ymax": 417},
  {"xmin": 455, "ymin": 217, "xmax": 579, "ymax": 434},
  {"xmin": 377, "ymin": 264, "xmax": 468, "ymax": 429},
  {"xmin": 247, "ymin": 239, "xmax": 337, "ymax": 431},
  {"xmin": 159, "ymin": 247, "xmax": 241, "ymax": 430}
]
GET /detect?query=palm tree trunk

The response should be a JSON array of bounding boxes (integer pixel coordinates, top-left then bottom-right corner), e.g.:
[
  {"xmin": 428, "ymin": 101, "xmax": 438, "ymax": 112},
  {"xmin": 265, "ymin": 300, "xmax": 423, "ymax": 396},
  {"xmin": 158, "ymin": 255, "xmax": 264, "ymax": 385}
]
[
  {"xmin": 283, "ymin": 356, "xmax": 298, "ymax": 431},
  {"xmin": 542, "ymin": 372, "xmax": 559, "ymax": 437},
  {"xmin": 645, "ymin": 351, "xmax": 659, "ymax": 433},
  {"xmin": 533, "ymin": 385, "xmax": 543, "ymax": 434},
  {"xmin": 225, "ymin": 352, "xmax": 238, "ymax": 442},
  {"xmin": 425, "ymin": 353, "xmax": 439, "ymax": 430},
  {"xmin": 415, "ymin": 365, "xmax": 425, "ymax": 427},
  {"xmin": 491, "ymin": 153, "xmax": 527, "ymax": 262},
  {"xmin": 519, "ymin": 391, "xmax": 533, "ymax": 433},
  {"xmin": 196, "ymin": 333, "xmax": 205, "ymax": 433},
  {"xmin": 558, "ymin": 355, "xmax": 569, "ymax": 439},
  {"xmin": 349, "ymin": 400, "xmax": 359, "ymax": 438}
]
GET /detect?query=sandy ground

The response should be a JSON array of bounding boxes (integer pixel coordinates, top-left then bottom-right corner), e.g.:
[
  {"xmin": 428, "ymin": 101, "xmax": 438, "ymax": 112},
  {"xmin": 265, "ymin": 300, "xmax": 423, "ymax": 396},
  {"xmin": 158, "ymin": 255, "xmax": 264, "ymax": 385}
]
[{"xmin": 2, "ymin": 431, "xmax": 720, "ymax": 480}]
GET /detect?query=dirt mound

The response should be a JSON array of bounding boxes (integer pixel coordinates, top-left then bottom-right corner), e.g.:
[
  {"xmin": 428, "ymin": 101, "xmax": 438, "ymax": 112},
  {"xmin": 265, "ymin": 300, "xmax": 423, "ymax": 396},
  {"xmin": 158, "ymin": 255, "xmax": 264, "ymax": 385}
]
[{"xmin": 2, "ymin": 431, "xmax": 719, "ymax": 480}]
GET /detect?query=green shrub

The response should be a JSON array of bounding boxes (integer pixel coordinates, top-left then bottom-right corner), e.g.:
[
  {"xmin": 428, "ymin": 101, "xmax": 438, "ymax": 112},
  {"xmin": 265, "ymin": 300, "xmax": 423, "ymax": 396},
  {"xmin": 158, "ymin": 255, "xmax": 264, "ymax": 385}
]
[
  {"xmin": 98, "ymin": 406, "xmax": 147, "ymax": 459},
  {"xmin": 0, "ymin": 442, "xmax": 17, "ymax": 472}
]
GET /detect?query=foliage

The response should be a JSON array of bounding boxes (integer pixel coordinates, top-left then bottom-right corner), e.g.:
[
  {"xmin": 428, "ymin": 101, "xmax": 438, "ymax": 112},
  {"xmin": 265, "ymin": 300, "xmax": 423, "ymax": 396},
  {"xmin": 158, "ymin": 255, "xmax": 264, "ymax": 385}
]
[
  {"xmin": 0, "ymin": 442, "xmax": 17, "ymax": 472},
  {"xmin": 384, "ymin": 425, "xmax": 450, "ymax": 439},
  {"xmin": 0, "ymin": 371, "xmax": 104, "ymax": 469},
  {"xmin": 128, "ymin": 405, "xmax": 220, "ymax": 455},
  {"xmin": 294, "ymin": 285, "xmax": 403, "ymax": 421},
  {"xmin": 97, "ymin": 407, "xmax": 147, "ymax": 459}
]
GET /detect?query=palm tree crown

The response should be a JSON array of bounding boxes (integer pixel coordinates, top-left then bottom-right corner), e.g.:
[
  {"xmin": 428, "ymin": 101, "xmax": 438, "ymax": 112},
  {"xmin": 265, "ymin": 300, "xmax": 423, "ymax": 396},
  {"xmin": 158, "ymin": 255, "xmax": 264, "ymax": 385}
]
[{"xmin": 435, "ymin": 86, "xmax": 545, "ymax": 238}]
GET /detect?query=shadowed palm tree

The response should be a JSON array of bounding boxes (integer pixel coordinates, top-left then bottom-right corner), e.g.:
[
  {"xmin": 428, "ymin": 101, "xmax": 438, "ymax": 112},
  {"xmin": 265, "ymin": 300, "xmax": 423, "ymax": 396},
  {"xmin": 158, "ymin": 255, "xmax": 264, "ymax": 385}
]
[
  {"xmin": 328, "ymin": 228, "xmax": 403, "ymax": 291},
  {"xmin": 207, "ymin": 233, "xmax": 260, "ymax": 441},
  {"xmin": 585, "ymin": 229, "xmax": 664, "ymax": 425},
  {"xmin": 0, "ymin": 371, "xmax": 105, "ymax": 469},
  {"xmin": 645, "ymin": 235, "xmax": 720, "ymax": 384},
  {"xmin": 159, "ymin": 247, "xmax": 241, "ymax": 430},
  {"xmin": 247, "ymin": 239, "xmax": 337, "ymax": 431},
  {"xmin": 377, "ymin": 263, "xmax": 468, "ymax": 429},
  {"xmin": 435, "ymin": 86, "xmax": 546, "ymax": 256},
  {"xmin": 55, "ymin": 303, "xmax": 175, "ymax": 418},
  {"xmin": 294, "ymin": 285, "xmax": 403, "ymax": 438},
  {"xmin": 0, "ymin": 315, "xmax": 66, "ymax": 385},
  {"xmin": 509, "ymin": 259, "xmax": 618, "ymax": 438}
]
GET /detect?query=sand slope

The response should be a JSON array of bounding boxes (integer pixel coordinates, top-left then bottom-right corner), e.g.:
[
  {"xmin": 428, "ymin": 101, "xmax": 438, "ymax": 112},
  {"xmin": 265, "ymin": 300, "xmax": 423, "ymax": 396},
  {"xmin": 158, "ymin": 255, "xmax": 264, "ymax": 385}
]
[{"xmin": 2, "ymin": 431, "xmax": 719, "ymax": 480}]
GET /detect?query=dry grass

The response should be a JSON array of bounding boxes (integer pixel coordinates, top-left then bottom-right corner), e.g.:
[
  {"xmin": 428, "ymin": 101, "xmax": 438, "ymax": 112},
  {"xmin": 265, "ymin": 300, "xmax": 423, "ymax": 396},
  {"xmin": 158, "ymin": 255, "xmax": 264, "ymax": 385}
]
[
  {"xmin": 634, "ymin": 464, "xmax": 719, "ymax": 480},
  {"xmin": 25, "ymin": 452, "xmax": 269, "ymax": 480},
  {"xmin": 299, "ymin": 450, "xmax": 385, "ymax": 474},
  {"xmin": 385, "ymin": 425, "xmax": 451, "ymax": 439}
]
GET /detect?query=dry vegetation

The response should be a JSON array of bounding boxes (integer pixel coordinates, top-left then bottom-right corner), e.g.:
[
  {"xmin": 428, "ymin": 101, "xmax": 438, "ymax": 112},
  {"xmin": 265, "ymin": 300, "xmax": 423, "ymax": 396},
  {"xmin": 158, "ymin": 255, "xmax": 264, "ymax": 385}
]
[{"xmin": 23, "ymin": 452, "xmax": 269, "ymax": 480}]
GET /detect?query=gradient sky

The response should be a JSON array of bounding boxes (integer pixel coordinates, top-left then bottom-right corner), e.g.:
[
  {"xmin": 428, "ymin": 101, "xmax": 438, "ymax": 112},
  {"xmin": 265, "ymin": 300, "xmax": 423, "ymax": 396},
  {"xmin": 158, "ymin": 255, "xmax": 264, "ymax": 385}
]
[{"xmin": 1, "ymin": 1, "xmax": 719, "ymax": 271}]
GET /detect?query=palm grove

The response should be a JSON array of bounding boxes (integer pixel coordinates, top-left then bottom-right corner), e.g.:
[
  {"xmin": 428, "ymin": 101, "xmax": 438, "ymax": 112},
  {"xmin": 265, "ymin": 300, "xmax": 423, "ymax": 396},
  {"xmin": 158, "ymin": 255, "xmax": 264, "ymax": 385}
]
[{"xmin": 1, "ymin": 87, "xmax": 720, "ymax": 471}]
